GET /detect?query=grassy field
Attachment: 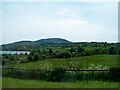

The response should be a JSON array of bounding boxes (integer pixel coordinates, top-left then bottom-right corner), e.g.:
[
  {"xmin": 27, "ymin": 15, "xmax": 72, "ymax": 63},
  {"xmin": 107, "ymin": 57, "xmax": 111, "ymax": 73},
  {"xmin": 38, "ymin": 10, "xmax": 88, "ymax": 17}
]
[
  {"xmin": 2, "ymin": 77, "xmax": 119, "ymax": 88},
  {"xmin": 0, "ymin": 77, "xmax": 2, "ymax": 89},
  {"xmin": 13, "ymin": 55, "xmax": 118, "ymax": 70}
]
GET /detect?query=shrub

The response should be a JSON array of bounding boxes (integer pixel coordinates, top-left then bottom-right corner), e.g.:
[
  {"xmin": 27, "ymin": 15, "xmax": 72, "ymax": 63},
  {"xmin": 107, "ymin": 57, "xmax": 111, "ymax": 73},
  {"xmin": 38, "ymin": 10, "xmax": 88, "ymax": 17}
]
[
  {"xmin": 27, "ymin": 54, "xmax": 33, "ymax": 61},
  {"xmin": 77, "ymin": 46, "xmax": 84, "ymax": 53},
  {"xmin": 48, "ymin": 67, "xmax": 66, "ymax": 82},
  {"xmin": 33, "ymin": 53, "xmax": 39, "ymax": 61},
  {"xmin": 8, "ymin": 55, "xmax": 15, "ymax": 61},
  {"xmin": 108, "ymin": 47, "xmax": 117, "ymax": 54},
  {"xmin": 40, "ymin": 54, "xmax": 46, "ymax": 60},
  {"xmin": 109, "ymin": 67, "xmax": 120, "ymax": 82},
  {"xmin": 58, "ymin": 51, "xmax": 71, "ymax": 58}
]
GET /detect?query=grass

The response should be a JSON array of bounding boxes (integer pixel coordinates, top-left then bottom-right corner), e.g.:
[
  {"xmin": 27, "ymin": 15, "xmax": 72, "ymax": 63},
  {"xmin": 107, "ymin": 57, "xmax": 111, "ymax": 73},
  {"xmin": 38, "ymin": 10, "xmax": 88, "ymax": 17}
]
[
  {"xmin": 13, "ymin": 55, "xmax": 118, "ymax": 70},
  {"xmin": 2, "ymin": 77, "xmax": 119, "ymax": 88},
  {"xmin": 0, "ymin": 77, "xmax": 2, "ymax": 89},
  {"xmin": 2, "ymin": 55, "xmax": 119, "ymax": 88}
]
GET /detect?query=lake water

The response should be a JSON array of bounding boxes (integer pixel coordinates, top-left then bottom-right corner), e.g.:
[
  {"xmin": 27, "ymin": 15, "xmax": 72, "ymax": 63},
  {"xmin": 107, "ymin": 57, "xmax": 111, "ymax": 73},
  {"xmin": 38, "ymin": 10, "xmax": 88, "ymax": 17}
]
[{"xmin": 0, "ymin": 51, "xmax": 30, "ymax": 55}]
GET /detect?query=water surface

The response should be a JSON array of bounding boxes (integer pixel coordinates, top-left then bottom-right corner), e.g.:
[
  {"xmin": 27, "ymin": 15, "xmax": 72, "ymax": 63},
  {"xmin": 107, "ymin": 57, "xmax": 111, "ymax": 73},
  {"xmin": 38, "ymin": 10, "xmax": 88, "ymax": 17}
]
[{"xmin": 0, "ymin": 51, "xmax": 30, "ymax": 55}]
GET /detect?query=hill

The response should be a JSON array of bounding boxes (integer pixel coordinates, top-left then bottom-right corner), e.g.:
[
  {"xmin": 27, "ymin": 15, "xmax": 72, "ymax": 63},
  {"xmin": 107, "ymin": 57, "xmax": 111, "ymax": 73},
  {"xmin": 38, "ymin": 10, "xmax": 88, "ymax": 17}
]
[
  {"xmin": 35, "ymin": 38, "xmax": 70, "ymax": 44},
  {"xmin": 1, "ymin": 38, "xmax": 71, "ymax": 51}
]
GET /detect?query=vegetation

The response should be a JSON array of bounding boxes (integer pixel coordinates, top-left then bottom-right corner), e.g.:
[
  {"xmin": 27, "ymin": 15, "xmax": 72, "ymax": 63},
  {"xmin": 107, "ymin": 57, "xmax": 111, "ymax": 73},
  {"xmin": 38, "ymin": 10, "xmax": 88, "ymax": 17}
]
[
  {"xmin": 1, "ymin": 38, "xmax": 120, "ymax": 88},
  {"xmin": 2, "ymin": 77, "xmax": 118, "ymax": 88},
  {"xmin": 3, "ymin": 67, "xmax": 120, "ymax": 82},
  {"xmin": 4, "ymin": 55, "xmax": 118, "ymax": 69}
]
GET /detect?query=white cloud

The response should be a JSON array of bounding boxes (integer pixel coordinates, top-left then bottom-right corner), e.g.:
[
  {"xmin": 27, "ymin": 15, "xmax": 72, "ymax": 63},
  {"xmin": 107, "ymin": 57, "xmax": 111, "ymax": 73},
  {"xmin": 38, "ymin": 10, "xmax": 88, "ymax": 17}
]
[
  {"xmin": 53, "ymin": 18, "xmax": 88, "ymax": 28},
  {"xmin": 57, "ymin": 9, "xmax": 70, "ymax": 15},
  {"xmin": 56, "ymin": 8, "xmax": 77, "ymax": 18}
]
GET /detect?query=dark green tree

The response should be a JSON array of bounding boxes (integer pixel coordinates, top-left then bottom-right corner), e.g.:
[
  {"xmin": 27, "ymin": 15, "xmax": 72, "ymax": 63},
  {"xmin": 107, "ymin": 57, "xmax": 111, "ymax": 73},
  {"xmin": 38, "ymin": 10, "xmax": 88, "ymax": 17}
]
[
  {"xmin": 77, "ymin": 46, "xmax": 85, "ymax": 53},
  {"xmin": 27, "ymin": 54, "xmax": 33, "ymax": 61},
  {"xmin": 69, "ymin": 48, "xmax": 75, "ymax": 53},
  {"xmin": 9, "ymin": 55, "xmax": 15, "ymax": 61},
  {"xmin": 33, "ymin": 53, "xmax": 39, "ymax": 61},
  {"xmin": 108, "ymin": 46, "xmax": 117, "ymax": 54},
  {"xmin": 49, "ymin": 48, "xmax": 53, "ymax": 55}
]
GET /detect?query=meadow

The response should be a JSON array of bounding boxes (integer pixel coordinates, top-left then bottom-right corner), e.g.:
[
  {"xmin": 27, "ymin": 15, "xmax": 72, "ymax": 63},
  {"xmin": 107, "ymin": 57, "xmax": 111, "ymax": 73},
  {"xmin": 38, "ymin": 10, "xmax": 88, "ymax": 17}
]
[
  {"xmin": 2, "ymin": 77, "xmax": 118, "ymax": 88},
  {"xmin": 13, "ymin": 55, "xmax": 118, "ymax": 70}
]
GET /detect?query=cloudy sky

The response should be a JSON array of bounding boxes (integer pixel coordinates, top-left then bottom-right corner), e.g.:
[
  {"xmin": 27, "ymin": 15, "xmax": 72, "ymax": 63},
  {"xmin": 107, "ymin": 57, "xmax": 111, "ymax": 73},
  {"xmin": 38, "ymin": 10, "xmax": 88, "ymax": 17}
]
[{"xmin": 1, "ymin": 1, "xmax": 118, "ymax": 44}]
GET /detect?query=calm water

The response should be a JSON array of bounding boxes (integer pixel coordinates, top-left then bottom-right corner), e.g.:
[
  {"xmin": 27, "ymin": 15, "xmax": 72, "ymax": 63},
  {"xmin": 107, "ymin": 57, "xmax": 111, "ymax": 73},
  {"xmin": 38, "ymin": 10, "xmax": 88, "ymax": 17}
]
[{"xmin": 0, "ymin": 51, "xmax": 30, "ymax": 55}]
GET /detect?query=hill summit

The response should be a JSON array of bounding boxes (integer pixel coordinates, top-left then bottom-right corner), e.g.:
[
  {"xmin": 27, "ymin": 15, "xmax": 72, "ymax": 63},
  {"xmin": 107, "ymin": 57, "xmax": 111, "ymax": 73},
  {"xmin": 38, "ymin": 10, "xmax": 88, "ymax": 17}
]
[{"xmin": 35, "ymin": 38, "xmax": 70, "ymax": 44}]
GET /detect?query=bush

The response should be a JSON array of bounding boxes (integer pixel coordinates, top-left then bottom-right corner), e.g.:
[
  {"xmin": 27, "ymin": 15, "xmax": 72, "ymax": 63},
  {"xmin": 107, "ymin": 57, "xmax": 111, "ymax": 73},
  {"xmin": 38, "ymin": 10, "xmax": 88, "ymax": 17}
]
[
  {"xmin": 33, "ymin": 53, "xmax": 39, "ymax": 61},
  {"xmin": 77, "ymin": 46, "xmax": 84, "ymax": 53},
  {"xmin": 108, "ymin": 47, "xmax": 117, "ymax": 54},
  {"xmin": 59, "ymin": 51, "xmax": 71, "ymax": 58},
  {"xmin": 40, "ymin": 54, "xmax": 46, "ymax": 60},
  {"xmin": 8, "ymin": 55, "xmax": 15, "ymax": 61},
  {"xmin": 27, "ymin": 54, "xmax": 33, "ymax": 61},
  {"xmin": 48, "ymin": 67, "xmax": 66, "ymax": 82},
  {"xmin": 3, "ymin": 68, "xmax": 49, "ymax": 80},
  {"xmin": 51, "ymin": 51, "xmax": 71, "ymax": 58},
  {"xmin": 109, "ymin": 67, "xmax": 120, "ymax": 82},
  {"xmin": 3, "ymin": 54, "xmax": 9, "ymax": 58}
]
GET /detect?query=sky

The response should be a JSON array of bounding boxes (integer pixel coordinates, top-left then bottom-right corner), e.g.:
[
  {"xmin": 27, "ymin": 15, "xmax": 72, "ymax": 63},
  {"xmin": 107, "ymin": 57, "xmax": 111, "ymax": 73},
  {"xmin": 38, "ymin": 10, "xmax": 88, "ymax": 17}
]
[{"xmin": 1, "ymin": 1, "xmax": 118, "ymax": 44}]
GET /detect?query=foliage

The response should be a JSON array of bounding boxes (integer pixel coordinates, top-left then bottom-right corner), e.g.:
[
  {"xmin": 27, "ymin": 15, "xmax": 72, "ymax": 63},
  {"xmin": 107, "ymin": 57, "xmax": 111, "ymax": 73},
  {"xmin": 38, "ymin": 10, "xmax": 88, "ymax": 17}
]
[
  {"xmin": 77, "ymin": 46, "xmax": 85, "ymax": 53},
  {"xmin": 49, "ymin": 48, "xmax": 53, "ymax": 55},
  {"xmin": 108, "ymin": 46, "xmax": 117, "ymax": 54},
  {"xmin": 109, "ymin": 67, "xmax": 120, "ymax": 82},
  {"xmin": 8, "ymin": 55, "xmax": 16, "ymax": 61},
  {"xmin": 27, "ymin": 54, "xmax": 33, "ymax": 62},
  {"xmin": 33, "ymin": 53, "xmax": 39, "ymax": 61},
  {"xmin": 3, "ymin": 67, "xmax": 120, "ymax": 82},
  {"xmin": 48, "ymin": 67, "xmax": 66, "ymax": 82}
]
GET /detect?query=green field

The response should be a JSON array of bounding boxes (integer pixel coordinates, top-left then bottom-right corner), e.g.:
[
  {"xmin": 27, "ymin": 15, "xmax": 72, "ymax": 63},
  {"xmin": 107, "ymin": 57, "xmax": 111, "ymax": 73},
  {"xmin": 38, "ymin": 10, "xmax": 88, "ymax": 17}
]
[
  {"xmin": 13, "ymin": 55, "xmax": 118, "ymax": 70},
  {"xmin": 2, "ymin": 77, "xmax": 119, "ymax": 88},
  {"xmin": 3, "ymin": 55, "xmax": 119, "ymax": 88}
]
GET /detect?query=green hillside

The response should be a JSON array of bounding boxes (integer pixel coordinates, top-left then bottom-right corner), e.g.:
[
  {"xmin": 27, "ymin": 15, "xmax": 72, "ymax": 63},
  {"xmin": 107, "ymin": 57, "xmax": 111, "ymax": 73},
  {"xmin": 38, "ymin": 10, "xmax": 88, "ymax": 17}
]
[{"xmin": 13, "ymin": 55, "xmax": 118, "ymax": 70}]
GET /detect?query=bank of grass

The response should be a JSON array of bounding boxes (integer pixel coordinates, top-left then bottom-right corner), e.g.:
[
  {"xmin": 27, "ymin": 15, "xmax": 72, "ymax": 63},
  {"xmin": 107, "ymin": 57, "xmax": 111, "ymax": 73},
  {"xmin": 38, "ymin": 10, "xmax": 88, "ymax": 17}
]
[
  {"xmin": 13, "ymin": 55, "xmax": 118, "ymax": 70},
  {"xmin": 2, "ymin": 77, "xmax": 118, "ymax": 88},
  {"xmin": 0, "ymin": 77, "xmax": 2, "ymax": 89}
]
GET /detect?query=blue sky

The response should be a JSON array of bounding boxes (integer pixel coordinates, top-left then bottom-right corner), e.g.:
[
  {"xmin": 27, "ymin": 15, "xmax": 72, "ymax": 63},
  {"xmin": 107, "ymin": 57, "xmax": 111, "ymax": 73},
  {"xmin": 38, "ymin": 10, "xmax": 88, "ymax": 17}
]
[{"xmin": 1, "ymin": 2, "xmax": 118, "ymax": 44}]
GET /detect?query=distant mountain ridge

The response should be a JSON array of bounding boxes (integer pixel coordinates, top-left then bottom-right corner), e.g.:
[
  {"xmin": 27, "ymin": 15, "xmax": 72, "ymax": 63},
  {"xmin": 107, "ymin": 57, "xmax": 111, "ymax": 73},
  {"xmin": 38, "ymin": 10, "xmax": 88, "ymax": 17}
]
[
  {"xmin": 1, "ymin": 38, "xmax": 71, "ymax": 50},
  {"xmin": 35, "ymin": 38, "xmax": 70, "ymax": 44}
]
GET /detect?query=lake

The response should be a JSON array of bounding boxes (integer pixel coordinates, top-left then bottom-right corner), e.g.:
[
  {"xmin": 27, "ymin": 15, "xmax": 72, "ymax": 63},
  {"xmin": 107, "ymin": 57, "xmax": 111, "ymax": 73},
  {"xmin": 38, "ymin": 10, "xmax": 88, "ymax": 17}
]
[{"xmin": 0, "ymin": 51, "xmax": 30, "ymax": 55}]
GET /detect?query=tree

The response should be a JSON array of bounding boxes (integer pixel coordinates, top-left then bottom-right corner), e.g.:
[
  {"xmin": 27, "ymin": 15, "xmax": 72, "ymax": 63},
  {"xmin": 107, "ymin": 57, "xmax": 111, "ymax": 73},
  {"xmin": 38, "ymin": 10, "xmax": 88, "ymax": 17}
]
[
  {"xmin": 49, "ymin": 48, "xmax": 53, "ymax": 55},
  {"xmin": 27, "ymin": 54, "xmax": 33, "ymax": 61},
  {"xmin": 69, "ymin": 48, "xmax": 75, "ymax": 53},
  {"xmin": 9, "ymin": 55, "xmax": 15, "ymax": 61},
  {"xmin": 77, "ymin": 46, "xmax": 85, "ymax": 53},
  {"xmin": 33, "ymin": 53, "xmax": 39, "ymax": 61},
  {"xmin": 108, "ymin": 46, "xmax": 117, "ymax": 54},
  {"xmin": 48, "ymin": 67, "xmax": 66, "ymax": 82},
  {"xmin": 58, "ymin": 51, "xmax": 71, "ymax": 58}
]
